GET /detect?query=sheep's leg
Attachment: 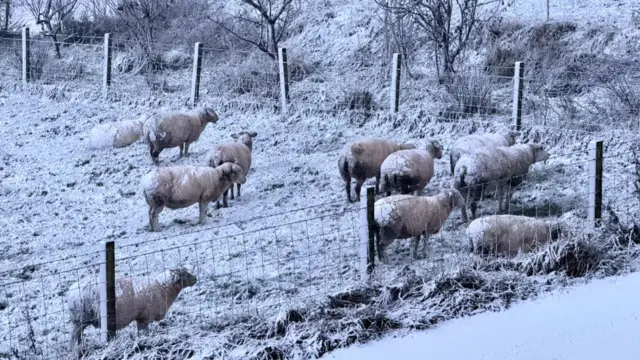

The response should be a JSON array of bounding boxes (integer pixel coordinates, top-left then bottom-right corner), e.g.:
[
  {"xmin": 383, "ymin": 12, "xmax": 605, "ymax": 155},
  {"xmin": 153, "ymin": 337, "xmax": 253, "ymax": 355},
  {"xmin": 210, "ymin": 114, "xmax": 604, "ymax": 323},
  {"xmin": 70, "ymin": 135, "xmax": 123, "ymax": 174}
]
[
  {"xmin": 378, "ymin": 242, "xmax": 389, "ymax": 264},
  {"xmin": 178, "ymin": 143, "xmax": 184, "ymax": 158},
  {"xmin": 70, "ymin": 323, "xmax": 85, "ymax": 349},
  {"xmin": 375, "ymin": 173, "xmax": 381, "ymax": 195},
  {"xmin": 136, "ymin": 319, "xmax": 150, "ymax": 334},
  {"xmin": 198, "ymin": 201, "xmax": 209, "ymax": 224},
  {"xmin": 184, "ymin": 142, "xmax": 192, "ymax": 157},
  {"xmin": 149, "ymin": 206, "xmax": 163, "ymax": 232},
  {"xmin": 422, "ymin": 234, "xmax": 430, "ymax": 259},
  {"xmin": 470, "ymin": 201, "xmax": 478, "ymax": 220},
  {"xmin": 236, "ymin": 184, "xmax": 241, "ymax": 198},
  {"xmin": 355, "ymin": 179, "xmax": 364, "ymax": 202},
  {"xmin": 229, "ymin": 184, "xmax": 235, "ymax": 200},
  {"xmin": 410, "ymin": 235, "xmax": 421, "ymax": 259}
]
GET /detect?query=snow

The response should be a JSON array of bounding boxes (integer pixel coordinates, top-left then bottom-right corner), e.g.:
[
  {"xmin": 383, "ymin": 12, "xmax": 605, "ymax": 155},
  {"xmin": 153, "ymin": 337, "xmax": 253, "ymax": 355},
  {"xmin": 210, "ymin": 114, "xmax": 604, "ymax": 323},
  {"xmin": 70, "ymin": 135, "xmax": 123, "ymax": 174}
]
[{"xmin": 323, "ymin": 270, "xmax": 640, "ymax": 360}]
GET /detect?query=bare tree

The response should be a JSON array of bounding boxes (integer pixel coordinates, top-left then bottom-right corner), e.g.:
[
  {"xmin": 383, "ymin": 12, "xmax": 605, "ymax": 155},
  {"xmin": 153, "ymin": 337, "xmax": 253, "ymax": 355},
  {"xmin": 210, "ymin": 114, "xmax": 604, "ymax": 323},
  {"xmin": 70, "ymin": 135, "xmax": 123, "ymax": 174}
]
[
  {"xmin": 375, "ymin": 0, "xmax": 513, "ymax": 79},
  {"xmin": 20, "ymin": 0, "xmax": 79, "ymax": 58},
  {"xmin": 104, "ymin": 0, "xmax": 174, "ymax": 58},
  {"xmin": 209, "ymin": 0, "xmax": 297, "ymax": 60}
]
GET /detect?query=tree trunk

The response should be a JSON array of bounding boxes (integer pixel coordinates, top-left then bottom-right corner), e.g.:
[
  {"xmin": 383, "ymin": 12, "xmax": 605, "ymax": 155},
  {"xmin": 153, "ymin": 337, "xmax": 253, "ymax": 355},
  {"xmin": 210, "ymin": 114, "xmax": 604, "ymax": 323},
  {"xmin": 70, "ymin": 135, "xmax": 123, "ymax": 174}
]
[
  {"xmin": 3, "ymin": 1, "xmax": 10, "ymax": 31},
  {"xmin": 268, "ymin": 21, "xmax": 277, "ymax": 59}
]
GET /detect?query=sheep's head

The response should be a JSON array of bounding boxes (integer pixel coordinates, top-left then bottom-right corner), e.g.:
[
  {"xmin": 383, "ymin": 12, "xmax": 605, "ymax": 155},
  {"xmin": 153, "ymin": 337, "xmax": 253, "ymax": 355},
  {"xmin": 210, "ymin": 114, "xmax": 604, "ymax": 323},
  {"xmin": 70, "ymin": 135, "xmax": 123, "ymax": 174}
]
[
  {"xmin": 202, "ymin": 107, "xmax": 219, "ymax": 124},
  {"xmin": 504, "ymin": 130, "xmax": 519, "ymax": 145},
  {"xmin": 221, "ymin": 162, "xmax": 246, "ymax": 184},
  {"xmin": 444, "ymin": 188, "xmax": 467, "ymax": 223},
  {"xmin": 425, "ymin": 139, "xmax": 444, "ymax": 159},
  {"xmin": 169, "ymin": 267, "xmax": 197, "ymax": 288},
  {"xmin": 231, "ymin": 131, "xmax": 258, "ymax": 150},
  {"xmin": 530, "ymin": 143, "xmax": 550, "ymax": 163}
]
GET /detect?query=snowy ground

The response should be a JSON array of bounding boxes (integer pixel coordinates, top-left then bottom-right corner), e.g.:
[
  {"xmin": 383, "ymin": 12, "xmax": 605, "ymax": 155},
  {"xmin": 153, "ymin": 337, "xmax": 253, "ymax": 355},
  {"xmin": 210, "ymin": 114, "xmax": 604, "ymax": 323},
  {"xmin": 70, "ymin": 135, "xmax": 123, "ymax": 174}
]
[
  {"xmin": 323, "ymin": 270, "xmax": 640, "ymax": 360},
  {"xmin": 1, "ymin": 0, "xmax": 640, "ymax": 359}
]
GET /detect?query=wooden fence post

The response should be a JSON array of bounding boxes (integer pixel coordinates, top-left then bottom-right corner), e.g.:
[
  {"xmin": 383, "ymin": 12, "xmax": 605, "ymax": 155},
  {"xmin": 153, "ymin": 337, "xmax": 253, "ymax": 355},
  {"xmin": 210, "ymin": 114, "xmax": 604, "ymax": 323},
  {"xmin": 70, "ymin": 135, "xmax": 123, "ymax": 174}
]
[
  {"xmin": 190, "ymin": 42, "xmax": 203, "ymax": 107},
  {"xmin": 277, "ymin": 47, "xmax": 290, "ymax": 114},
  {"xmin": 359, "ymin": 185, "xmax": 376, "ymax": 282},
  {"xmin": 21, "ymin": 27, "xmax": 30, "ymax": 84},
  {"xmin": 588, "ymin": 139, "xmax": 604, "ymax": 228},
  {"xmin": 512, "ymin": 61, "xmax": 525, "ymax": 132},
  {"xmin": 103, "ymin": 33, "xmax": 112, "ymax": 99},
  {"xmin": 390, "ymin": 53, "xmax": 402, "ymax": 114},
  {"xmin": 99, "ymin": 241, "xmax": 116, "ymax": 343}
]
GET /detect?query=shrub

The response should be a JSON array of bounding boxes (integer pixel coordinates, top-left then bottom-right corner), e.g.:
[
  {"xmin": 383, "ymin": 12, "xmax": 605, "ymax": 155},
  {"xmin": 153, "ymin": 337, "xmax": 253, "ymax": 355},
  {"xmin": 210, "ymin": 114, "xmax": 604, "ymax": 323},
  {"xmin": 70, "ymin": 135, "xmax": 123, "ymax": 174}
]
[{"xmin": 439, "ymin": 70, "xmax": 496, "ymax": 120}]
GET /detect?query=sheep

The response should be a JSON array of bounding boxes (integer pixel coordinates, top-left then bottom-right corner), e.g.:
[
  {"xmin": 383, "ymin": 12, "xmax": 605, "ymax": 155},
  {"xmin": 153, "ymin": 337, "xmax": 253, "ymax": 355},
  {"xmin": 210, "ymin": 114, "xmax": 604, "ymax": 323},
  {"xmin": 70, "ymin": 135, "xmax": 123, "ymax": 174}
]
[
  {"xmin": 379, "ymin": 139, "xmax": 443, "ymax": 197},
  {"xmin": 338, "ymin": 138, "xmax": 415, "ymax": 202},
  {"xmin": 205, "ymin": 131, "xmax": 257, "ymax": 208},
  {"xmin": 467, "ymin": 214, "xmax": 563, "ymax": 257},
  {"xmin": 449, "ymin": 130, "xmax": 518, "ymax": 174},
  {"xmin": 87, "ymin": 115, "xmax": 148, "ymax": 149},
  {"xmin": 373, "ymin": 188, "xmax": 467, "ymax": 263},
  {"xmin": 143, "ymin": 106, "xmax": 219, "ymax": 164},
  {"xmin": 67, "ymin": 267, "xmax": 197, "ymax": 349},
  {"xmin": 453, "ymin": 143, "xmax": 550, "ymax": 220},
  {"xmin": 141, "ymin": 162, "xmax": 246, "ymax": 232}
]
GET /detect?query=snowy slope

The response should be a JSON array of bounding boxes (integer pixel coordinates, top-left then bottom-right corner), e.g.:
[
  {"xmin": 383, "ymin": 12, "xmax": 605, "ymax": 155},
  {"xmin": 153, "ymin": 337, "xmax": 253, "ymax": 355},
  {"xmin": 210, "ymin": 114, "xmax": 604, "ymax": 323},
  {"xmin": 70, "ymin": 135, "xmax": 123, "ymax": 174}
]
[{"xmin": 324, "ymin": 270, "xmax": 640, "ymax": 360}]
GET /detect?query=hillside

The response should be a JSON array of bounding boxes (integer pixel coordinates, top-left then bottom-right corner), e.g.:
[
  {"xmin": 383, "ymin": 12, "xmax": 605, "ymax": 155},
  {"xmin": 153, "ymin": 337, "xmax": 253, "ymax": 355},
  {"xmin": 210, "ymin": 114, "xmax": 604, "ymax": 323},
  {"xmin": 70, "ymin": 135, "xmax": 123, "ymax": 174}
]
[{"xmin": 1, "ymin": 0, "xmax": 640, "ymax": 358}]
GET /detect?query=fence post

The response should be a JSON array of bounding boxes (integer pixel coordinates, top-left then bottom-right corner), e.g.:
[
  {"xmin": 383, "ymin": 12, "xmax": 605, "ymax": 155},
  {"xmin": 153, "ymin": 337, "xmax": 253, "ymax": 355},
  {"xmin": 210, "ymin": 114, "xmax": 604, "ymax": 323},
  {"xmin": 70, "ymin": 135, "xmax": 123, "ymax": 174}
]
[
  {"xmin": 588, "ymin": 139, "xmax": 604, "ymax": 228},
  {"xmin": 390, "ymin": 53, "xmax": 402, "ymax": 114},
  {"xmin": 21, "ymin": 27, "xmax": 30, "ymax": 84},
  {"xmin": 277, "ymin": 47, "xmax": 290, "ymax": 114},
  {"xmin": 99, "ymin": 241, "xmax": 116, "ymax": 343},
  {"xmin": 512, "ymin": 61, "xmax": 525, "ymax": 131},
  {"xmin": 359, "ymin": 186, "xmax": 376, "ymax": 282},
  {"xmin": 190, "ymin": 42, "xmax": 203, "ymax": 107},
  {"xmin": 103, "ymin": 33, "xmax": 112, "ymax": 99}
]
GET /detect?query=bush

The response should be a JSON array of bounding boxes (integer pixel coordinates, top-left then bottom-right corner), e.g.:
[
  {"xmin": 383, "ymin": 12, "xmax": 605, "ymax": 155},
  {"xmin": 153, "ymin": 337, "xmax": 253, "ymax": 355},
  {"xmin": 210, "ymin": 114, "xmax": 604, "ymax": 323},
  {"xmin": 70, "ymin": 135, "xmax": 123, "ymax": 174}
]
[{"xmin": 439, "ymin": 71, "xmax": 496, "ymax": 120}]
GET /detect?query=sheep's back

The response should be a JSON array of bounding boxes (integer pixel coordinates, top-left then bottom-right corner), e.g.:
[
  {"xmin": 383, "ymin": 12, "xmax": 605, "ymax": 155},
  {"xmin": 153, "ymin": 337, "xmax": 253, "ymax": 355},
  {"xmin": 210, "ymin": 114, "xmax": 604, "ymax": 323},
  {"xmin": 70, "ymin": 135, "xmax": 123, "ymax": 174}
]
[
  {"xmin": 375, "ymin": 194, "xmax": 443, "ymax": 238},
  {"xmin": 458, "ymin": 145, "xmax": 533, "ymax": 184},
  {"xmin": 211, "ymin": 143, "xmax": 252, "ymax": 174},
  {"xmin": 154, "ymin": 166, "xmax": 221, "ymax": 208},
  {"xmin": 153, "ymin": 114, "xmax": 196, "ymax": 147},
  {"xmin": 468, "ymin": 215, "xmax": 550, "ymax": 256},
  {"xmin": 349, "ymin": 139, "xmax": 403, "ymax": 178}
]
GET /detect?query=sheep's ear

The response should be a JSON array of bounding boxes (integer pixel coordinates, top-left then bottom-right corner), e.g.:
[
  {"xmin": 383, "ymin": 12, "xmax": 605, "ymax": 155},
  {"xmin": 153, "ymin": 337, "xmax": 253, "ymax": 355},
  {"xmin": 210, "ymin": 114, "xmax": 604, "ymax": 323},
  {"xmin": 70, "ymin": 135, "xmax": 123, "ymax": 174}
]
[
  {"xmin": 231, "ymin": 133, "xmax": 240, "ymax": 139},
  {"xmin": 249, "ymin": 131, "xmax": 257, "ymax": 137}
]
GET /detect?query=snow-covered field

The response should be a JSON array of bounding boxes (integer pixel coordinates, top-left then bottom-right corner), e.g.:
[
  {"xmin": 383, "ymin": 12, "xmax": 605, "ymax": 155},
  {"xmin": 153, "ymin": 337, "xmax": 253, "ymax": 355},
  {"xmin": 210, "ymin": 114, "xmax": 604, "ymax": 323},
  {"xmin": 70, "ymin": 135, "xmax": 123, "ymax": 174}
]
[
  {"xmin": 324, "ymin": 269, "xmax": 640, "ymax": 360},
  {"xmin": 1, "ymin": 0, "xmax": 640, "ymax": 359}
]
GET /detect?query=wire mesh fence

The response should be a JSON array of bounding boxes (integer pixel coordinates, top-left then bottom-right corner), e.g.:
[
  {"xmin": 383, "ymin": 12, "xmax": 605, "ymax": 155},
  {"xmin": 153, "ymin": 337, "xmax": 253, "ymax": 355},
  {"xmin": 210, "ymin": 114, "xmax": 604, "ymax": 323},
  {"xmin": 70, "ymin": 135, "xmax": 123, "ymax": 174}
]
[{"xmin": 2, "ymin": 136, "xmax": 640, "ymax": 358}]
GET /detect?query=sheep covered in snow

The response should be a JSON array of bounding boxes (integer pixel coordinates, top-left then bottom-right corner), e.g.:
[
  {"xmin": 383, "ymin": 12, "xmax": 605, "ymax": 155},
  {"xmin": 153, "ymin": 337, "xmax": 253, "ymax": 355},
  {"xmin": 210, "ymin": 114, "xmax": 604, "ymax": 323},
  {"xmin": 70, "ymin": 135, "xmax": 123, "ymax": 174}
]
[
  {"xmin": 373, "ymin": 188, "xmax": 467, "ymax": 263},
  {"xmin": 205, "ymin": 131, "xmax": 257, "ymax": 208},
  {"xmin": 141, "ymin": 162, "xmax": 246, "ymax": 231},
  {"xmin": 379, "ymin": 139, "xmax": 443, "ymax": 196},
  {"xmin": 88, "ymin": 116, "xmax": 148, "ymax": 149},
  {"xmin": 453, "ymin": 143, "xmax": 550, "ymax": 220},
  {"xmin": 67, "ymin": 267, "xmax": 197, "ymax": 348},
  {"xmin": 449, "ymin": 130, "xmax": 518, "ymax": 174},
  {"xmin": 338, "ymin": 138, "xmax": 415, "ymax": 202},
  {"xmin": 467, "ymin": 214, "xmax": 563, "ymax": 257},
  {"xmin": 143, "ymin": 107, "xmax": 218, "ymax": 164}
]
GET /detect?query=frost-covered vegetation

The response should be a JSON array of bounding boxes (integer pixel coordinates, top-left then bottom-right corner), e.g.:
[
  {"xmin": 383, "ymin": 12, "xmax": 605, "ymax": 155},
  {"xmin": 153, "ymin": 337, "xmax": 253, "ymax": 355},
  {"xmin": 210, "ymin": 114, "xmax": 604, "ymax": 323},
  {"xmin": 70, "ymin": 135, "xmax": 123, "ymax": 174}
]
[{"xmin": 2, "ymin": 0, "xmax": 640, "ymax": 359}]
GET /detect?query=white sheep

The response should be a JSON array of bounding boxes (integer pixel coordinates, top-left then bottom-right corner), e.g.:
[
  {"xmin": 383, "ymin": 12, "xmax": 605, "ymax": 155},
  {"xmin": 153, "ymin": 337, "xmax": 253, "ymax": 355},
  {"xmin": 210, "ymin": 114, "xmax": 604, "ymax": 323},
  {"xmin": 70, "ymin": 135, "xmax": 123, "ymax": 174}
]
[
  {"xmin": 467, "ymin": 214, "xmax": 563, "ymax": 257},
  {"xmin": 87, "ymin": 115, "xmax": 148, "ymax": 150},
  {"xmin": 67, "ymin": 267, "xmax": 197, "ymax": 348},
  {"xmin": 143, "ymin": 107, "xmax": 219, "ymax": 164},
  {"xmin": 453, "ymin": 143, "xmax": 550, "ymax": 220},
  {"xmin": 449, "ymin": 130, "xmax": 518, "ymax": 174},
  {"xmin": 379, "ymin": 139, "xmax": 443, "ymax": 197},
  {"xmin": 338, "ymin": 138, "xmax": 415, "ymax": 202},
  {"xmin": 373, "ymin": 188, "xmax": 468, "ymax": 263},
  {"xmin": 141, "ymin": 162, "xmax": 246, "ymax": 232},
  {"xmin": 205, "ymin": 131, "xmax": 257, "ymax": 208}
]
